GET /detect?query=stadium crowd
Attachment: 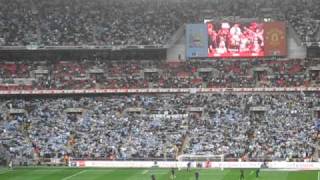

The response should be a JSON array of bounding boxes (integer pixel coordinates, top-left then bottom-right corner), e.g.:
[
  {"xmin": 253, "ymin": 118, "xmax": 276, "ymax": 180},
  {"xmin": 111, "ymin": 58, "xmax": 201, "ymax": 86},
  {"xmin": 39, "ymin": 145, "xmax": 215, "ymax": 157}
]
[
  {"xmin": 0, "ymin": 0, "xmax": 319, "ymax": 46},
  {"xmin": 0, "ymin": 58, "xmax": 319, "ymax": 90},
  {"xmin": 0, "ymin": 0, "xmax": 319, "ymax": 168},
  {"xmin": 0, "ymin": 93, "xmax": 318, "ymax": 162}
]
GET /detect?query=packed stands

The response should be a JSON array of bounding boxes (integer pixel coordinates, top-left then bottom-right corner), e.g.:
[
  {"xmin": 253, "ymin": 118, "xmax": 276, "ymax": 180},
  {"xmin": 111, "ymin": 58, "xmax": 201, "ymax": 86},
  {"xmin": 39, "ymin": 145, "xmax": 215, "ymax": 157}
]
[
  {"xmin": 0, "ymin": 0, "xmax": 319, "ymax": 46},
  {"xmin": 0, "ymin": 93, "xmax": 318, "ymax": 162},
  {"xmin": 0, "ymin": 0, "xmax": 320, "ymax": 171},
  {"xmin": 0, "ymin": 58, "xmax": 318, "ymax": 90}
]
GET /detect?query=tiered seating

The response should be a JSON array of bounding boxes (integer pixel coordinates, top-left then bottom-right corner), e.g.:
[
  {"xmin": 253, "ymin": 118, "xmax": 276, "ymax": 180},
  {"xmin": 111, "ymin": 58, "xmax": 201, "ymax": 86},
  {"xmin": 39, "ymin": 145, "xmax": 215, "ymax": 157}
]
[{"xmin": 0, "ymin": 59, "xmax": 318, "ymax": 90}]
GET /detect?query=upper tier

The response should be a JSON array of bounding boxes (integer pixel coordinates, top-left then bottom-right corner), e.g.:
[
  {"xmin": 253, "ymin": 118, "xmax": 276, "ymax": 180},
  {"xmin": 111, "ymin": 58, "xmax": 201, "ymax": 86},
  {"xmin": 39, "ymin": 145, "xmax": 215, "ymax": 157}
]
[{"xmin": 0, "ymin": 0, "xmax": 319, "ymax": 46}]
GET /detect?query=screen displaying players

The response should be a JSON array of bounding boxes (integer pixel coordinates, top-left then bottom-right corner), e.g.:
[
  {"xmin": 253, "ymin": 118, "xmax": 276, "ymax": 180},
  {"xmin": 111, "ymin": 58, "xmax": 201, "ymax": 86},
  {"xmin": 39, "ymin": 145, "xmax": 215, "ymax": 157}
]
[{"xmin": 207, "ymin": 22, "xmax": 264, "ymax": 57}]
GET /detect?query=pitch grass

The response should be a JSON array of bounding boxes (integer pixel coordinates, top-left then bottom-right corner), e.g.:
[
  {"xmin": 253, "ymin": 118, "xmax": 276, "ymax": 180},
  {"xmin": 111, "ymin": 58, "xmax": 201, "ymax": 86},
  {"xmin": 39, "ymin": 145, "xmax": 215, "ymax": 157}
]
[{"xmin": 0, "ymin": 167, "xmax": 318, "ymax": 180}]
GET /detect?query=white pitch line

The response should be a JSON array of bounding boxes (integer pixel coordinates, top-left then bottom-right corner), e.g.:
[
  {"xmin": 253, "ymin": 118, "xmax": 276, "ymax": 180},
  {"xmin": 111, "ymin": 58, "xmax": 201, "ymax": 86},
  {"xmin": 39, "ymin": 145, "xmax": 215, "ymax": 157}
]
[
  {"xmin": 0, "ymin": 169, "xmax": 11, "ymax": 175},
  {"xmin": 61, "ymin": 170, "xmax": 87, "ymax": 180},
  {"xmin": 250, "ymin": 170, "xmax": 254, "ymax": 175},
  {"xmin": 142, "ymin": 170, "xmax": 149, "ymax": 174},
  {"xmin": 147, "ymin": 172, "xmax": 167, "ymax": 175}
]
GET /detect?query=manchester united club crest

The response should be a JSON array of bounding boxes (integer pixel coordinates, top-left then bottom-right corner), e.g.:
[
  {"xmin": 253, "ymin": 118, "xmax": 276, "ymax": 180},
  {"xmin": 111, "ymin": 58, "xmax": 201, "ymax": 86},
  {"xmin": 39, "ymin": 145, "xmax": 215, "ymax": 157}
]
[{"xmin": 265, "ymin": 28, "xmax": 285, "ymax": 47}]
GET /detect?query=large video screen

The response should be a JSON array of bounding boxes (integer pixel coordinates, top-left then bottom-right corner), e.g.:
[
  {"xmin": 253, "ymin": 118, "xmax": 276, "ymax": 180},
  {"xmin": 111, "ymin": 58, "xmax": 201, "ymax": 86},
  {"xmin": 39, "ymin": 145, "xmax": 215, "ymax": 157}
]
[
  {"xmin": 186, "ymin": 21, "xmax": 287, "ymax": 59},
  {"xmin": 207, "ymin": 22, "xmax": 264, "ymax": 57}
]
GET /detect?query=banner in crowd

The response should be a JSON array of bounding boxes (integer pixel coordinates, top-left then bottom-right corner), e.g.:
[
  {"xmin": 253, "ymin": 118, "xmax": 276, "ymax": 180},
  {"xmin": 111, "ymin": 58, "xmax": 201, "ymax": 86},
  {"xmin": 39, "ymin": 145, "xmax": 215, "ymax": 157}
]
[{"xmin": 0, "ymin": 87, "xmax": 319, "ymax": 95}]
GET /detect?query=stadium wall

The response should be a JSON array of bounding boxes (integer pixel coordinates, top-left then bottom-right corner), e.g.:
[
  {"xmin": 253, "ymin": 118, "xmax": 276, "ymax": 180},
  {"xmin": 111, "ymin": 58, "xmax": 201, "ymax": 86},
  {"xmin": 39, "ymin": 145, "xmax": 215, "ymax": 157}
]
[
  {"xmin": 69, "ymin": 160, "xmax": 320, "ymax": 170},
  {"xmin": 287, "ymin": 25, "xmax": 307, "ymax": 58},
  {"xmin": 287, "ymin": 37, "xmax": 307, "ymax": 59}
]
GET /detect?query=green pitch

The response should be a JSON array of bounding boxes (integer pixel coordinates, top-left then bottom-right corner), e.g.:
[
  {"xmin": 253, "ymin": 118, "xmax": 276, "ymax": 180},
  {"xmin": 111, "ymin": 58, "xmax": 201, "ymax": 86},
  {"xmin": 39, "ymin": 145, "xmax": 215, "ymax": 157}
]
[{"xmin": 0, "ymin": 167, "xmax": 318, "ymax": 180}]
